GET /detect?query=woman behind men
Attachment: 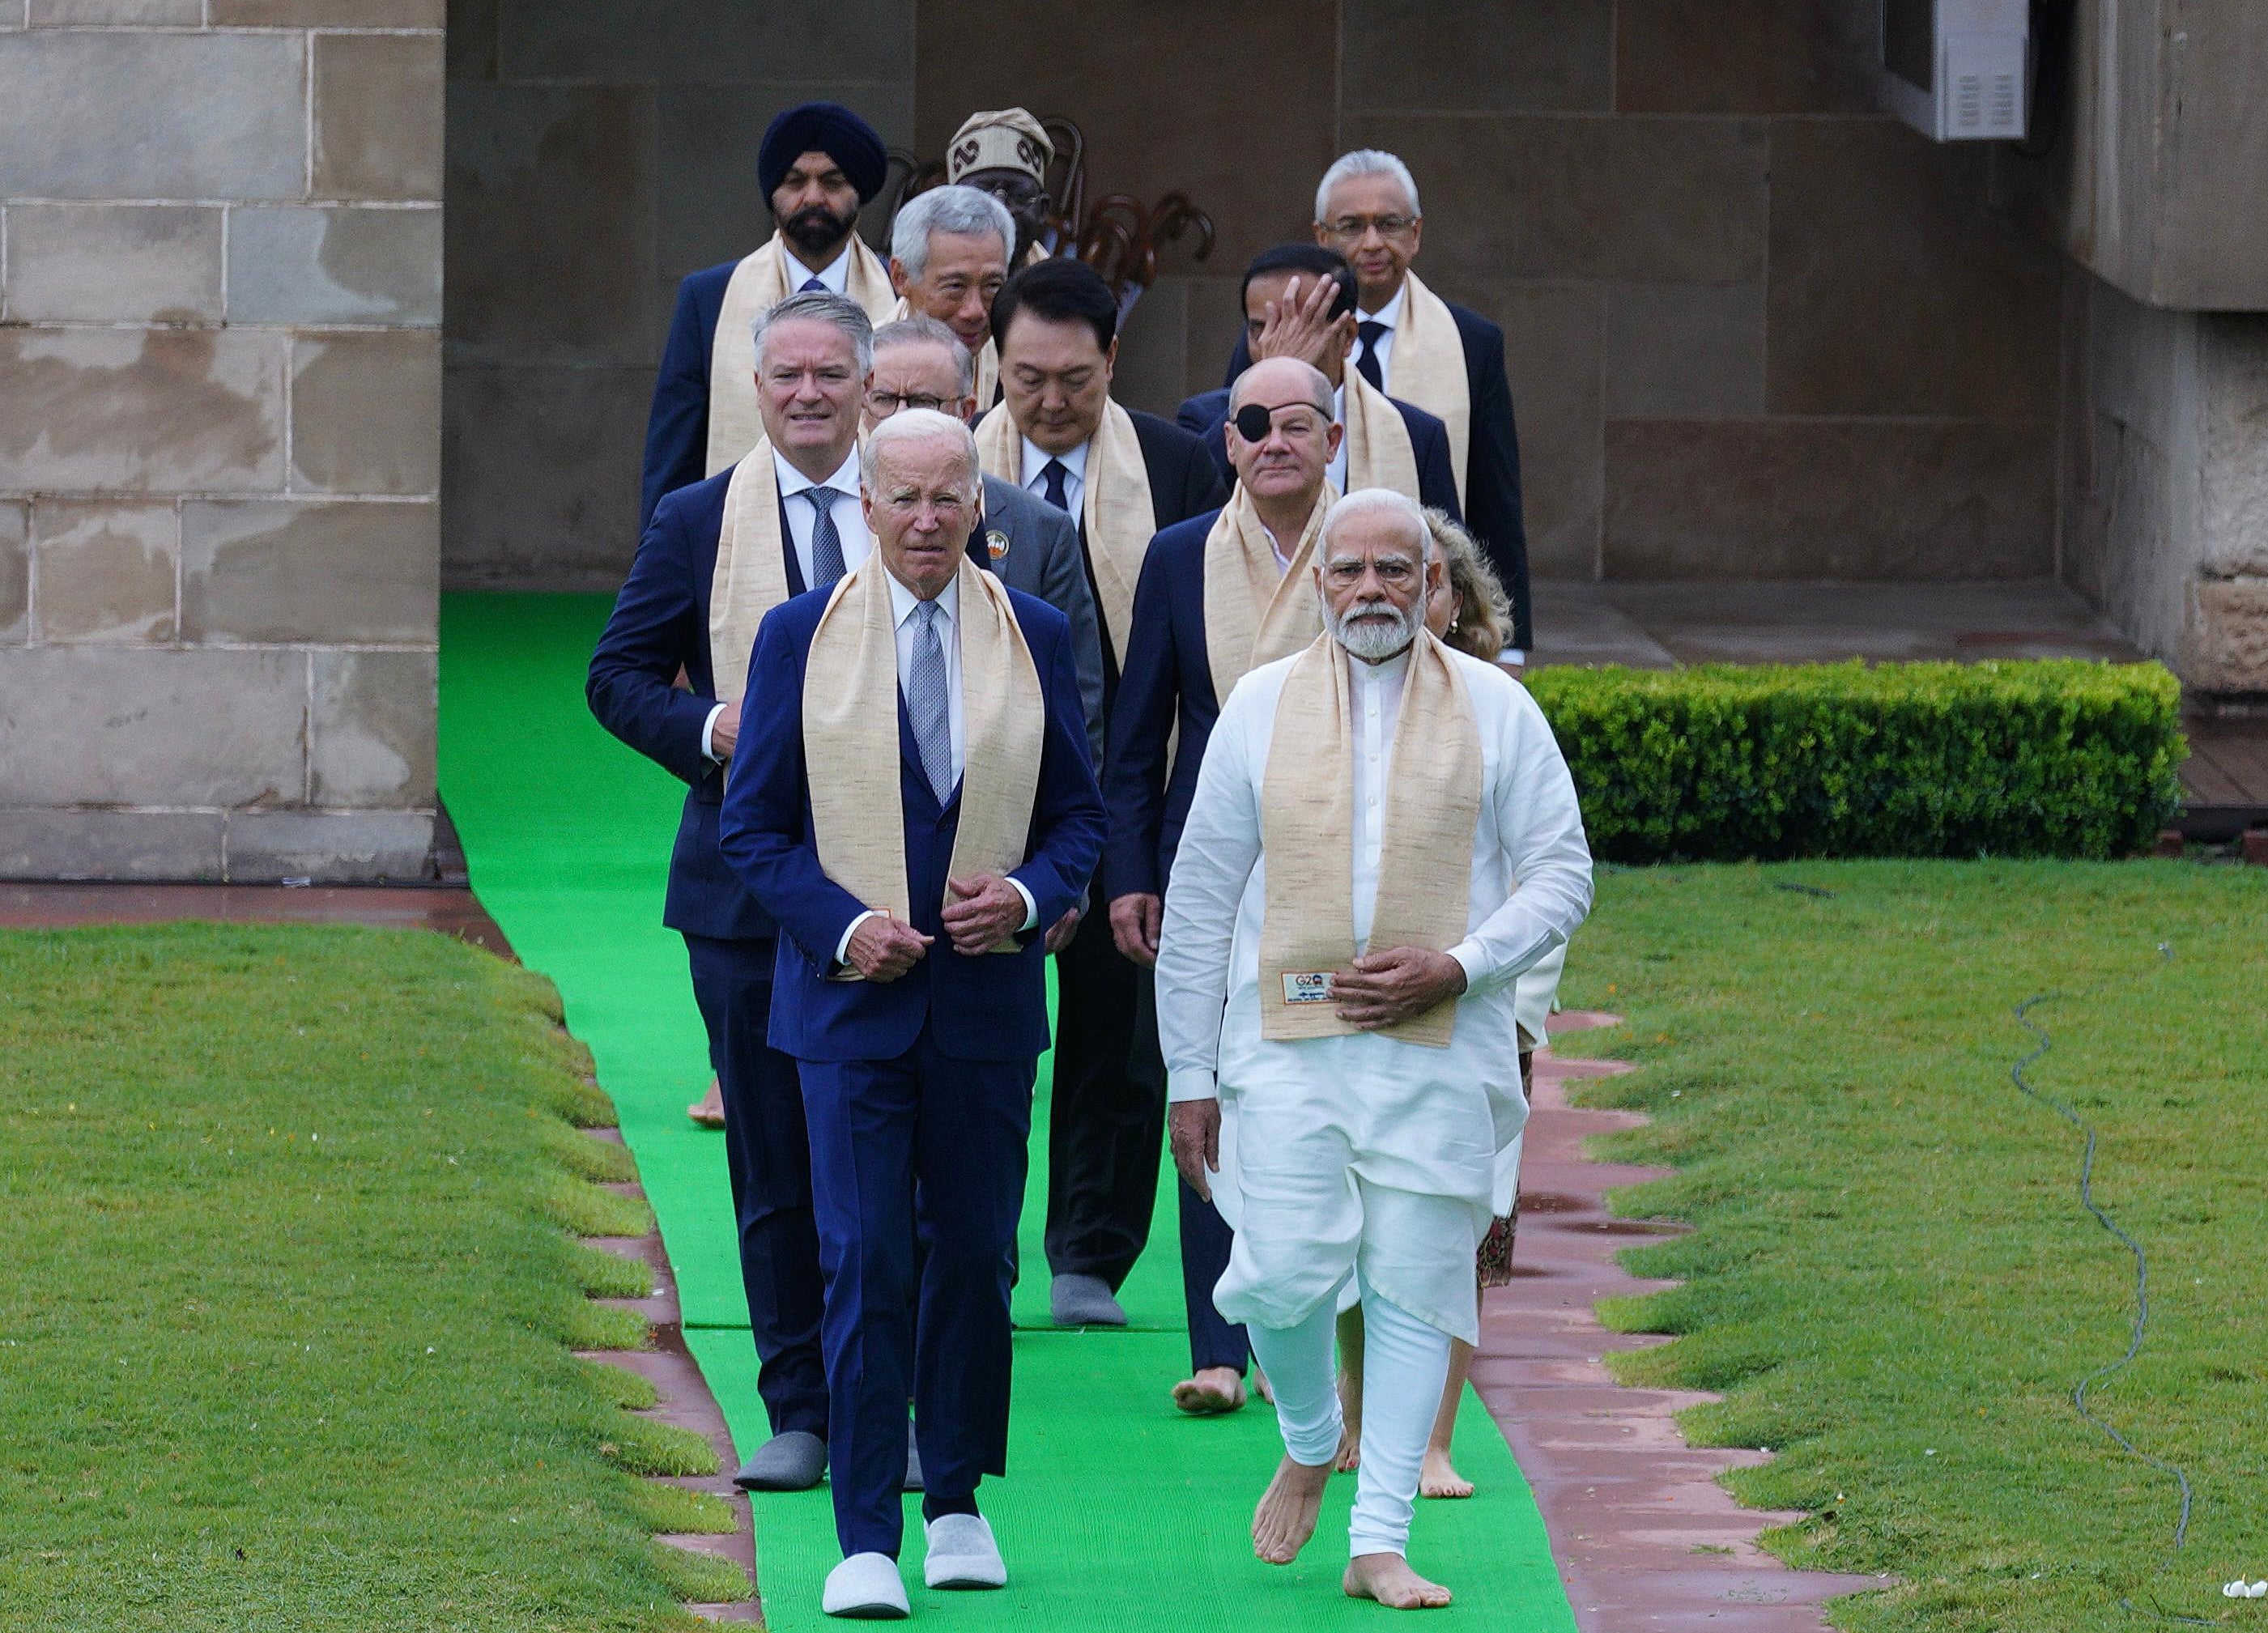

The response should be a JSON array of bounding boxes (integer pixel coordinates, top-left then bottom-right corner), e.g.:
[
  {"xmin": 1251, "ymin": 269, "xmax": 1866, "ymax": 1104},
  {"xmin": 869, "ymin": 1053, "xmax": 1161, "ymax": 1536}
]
[{"xmin": 1334, "ymin": 509, "xmax": 1561, "ymax": 1498}]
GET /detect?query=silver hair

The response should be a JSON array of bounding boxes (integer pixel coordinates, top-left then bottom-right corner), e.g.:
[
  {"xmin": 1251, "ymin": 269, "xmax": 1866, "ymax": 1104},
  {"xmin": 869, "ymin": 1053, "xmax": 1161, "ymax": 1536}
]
[
  {"xmin": 1313, "ymin": 149, "xmax": 1421, "ymax": 223},
  {"xmin": 750, "ymin": 288, "xmax": 874, "ymax": 376},
  {"xmin": 1230, "ymin": 355, "xmax": 1334, "ymax": 419},
  {"xmin": 890, "ymin": 184, "xmax": 1016, "ymax": 280},
  {"xmin": 859, "ymin": 406, "xmax": 980, "ymax": 496},
  {"xmin": 1321, "ymin": 487, "xmax": 1431, "ymax": 565},
  {"xmin": 872, "ymin": 313, "xmax": 976, "ymax": 396}
]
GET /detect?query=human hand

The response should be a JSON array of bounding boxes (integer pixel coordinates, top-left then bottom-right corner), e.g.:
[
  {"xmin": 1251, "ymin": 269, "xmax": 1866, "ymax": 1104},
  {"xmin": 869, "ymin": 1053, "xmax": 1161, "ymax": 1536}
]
[
  {"xmin": 1168, "ymin": 1099, "xmax": 1222, "ymax": 1202},
  {"xmin": 1331, "ymin": 946, "xmax": 1467, "ymax": 1029},
  {"xmin": 845, "ymin": 912, "xmax": 931, "ymax": 982},
  {"xmin": 708, "ymin": 700, "xmax": 743, "ymax": 759},
  {"xmin": 1251, "ymin": 273, "xmax": 1345, "ymax": 373},
  {"xmin": 1044, "ymin": 907, "xmax": 1081, "ymax": 955},
  {"xmin": 1108, "ymin": 892, "xmax": 1163, "ymax": 967},
  {"xmin": 942, "ymin": 871, "xmax": 1028, "ymax": 955}
]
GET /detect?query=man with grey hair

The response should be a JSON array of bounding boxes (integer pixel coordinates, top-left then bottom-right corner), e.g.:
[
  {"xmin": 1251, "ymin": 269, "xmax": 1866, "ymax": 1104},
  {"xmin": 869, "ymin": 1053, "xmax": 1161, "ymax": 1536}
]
[
  {"xmin": 866, "ymin": 315, "xmax": 1105, "ymax": 767},
  {"xmin": 887, "ymin": 184, "xmax": 1018, "ymax": 408},
  {"xmin": 589, "ymin": 289, "xmax": 889, "ymax": 1499},
  {"xmin": 721, "ymin": 406, "xmax": 1104, "ymax": 1616},
  {"xmin": 1222, "ymin": 149, "xmax": 1534, "ymax": 665},
  {"xmin": 1155, "ymin": 486, "xmax": 1590, "ymax": 1608}
]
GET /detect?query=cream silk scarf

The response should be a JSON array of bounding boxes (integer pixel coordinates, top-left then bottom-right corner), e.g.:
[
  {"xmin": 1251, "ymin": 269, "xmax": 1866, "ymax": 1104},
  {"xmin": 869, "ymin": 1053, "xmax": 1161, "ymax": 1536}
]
[
  {"xmin": 707, "ymin": 233, "xmax": 896, "ymax": 477},
  {"xmin": 1199, "ymin": 483, "xmax": 1332, "ymax": 708},
  {"xmin": 802, "ymin": 555, "xmax": 1045, "ymax": 955},
  {"xmin": 974, "ymin": 398, "xmax": 1153, "ymax": 658},
  {"xmin": 1339, "ymin": 368, "xmax": 1421, "ymax": 501},
  {"xmin": 1257, "ymin": 630, "xmax": 1482, "ymax": 1047},
  {"xmin": 1381, "ymin": 270, "xmax": 1471, "ymax": 508},
  {"xmin": 886, "ymin": 294, "xmax": 999, "ymax": 412},
  {"xmin": 705, "ymin": 440, "xmax": 799, "ymax": 708}
]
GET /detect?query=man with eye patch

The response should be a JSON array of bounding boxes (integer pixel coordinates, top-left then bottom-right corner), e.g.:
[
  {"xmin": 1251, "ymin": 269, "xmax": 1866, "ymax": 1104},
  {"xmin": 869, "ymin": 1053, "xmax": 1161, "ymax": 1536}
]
[{"xmin": 1103, "ymin": 355, "xmax": 1345, "ymax": 1415}]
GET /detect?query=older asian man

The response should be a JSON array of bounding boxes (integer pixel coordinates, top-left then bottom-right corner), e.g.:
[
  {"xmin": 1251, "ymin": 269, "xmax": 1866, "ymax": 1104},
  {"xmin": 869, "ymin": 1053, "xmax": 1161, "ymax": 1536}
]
[
  {"xmin": 1156, "ymin": 488, "xmax": 1590, "ymax": 1610},
  {"xmin": 720, "ymin": 410, "xmax": 1104, "ymax": 1617},
  {"xmin": 887, "ymin": 185, "xmax": 1016, "ymax": 408},
  {"xmin": 975, "ymin": 256, "xmax": 1224, "ymax": 1329}
]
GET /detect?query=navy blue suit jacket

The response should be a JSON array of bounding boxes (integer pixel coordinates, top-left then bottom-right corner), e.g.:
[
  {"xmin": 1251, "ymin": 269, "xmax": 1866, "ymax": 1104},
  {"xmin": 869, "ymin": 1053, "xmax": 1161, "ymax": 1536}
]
[
  {"xmin": 1101, "ymin": 506, "xmax": 1230, "ymax": 904},
  {"xmin": 1172, "ymin": 385, "xmax": 1464, "ymax": 521},
  {"xmin": 719, "ymin": 585, "xmax": 1106, "ymax": 1065},
  {"xmin": 641, "ymin": 258, "xmax": 738, "ymax": 530},
  {"xmin": 1224, "ymin": 298, "xmax": 1531, "ymax": 649},
  {"xmin": 588, "ymin": 464, "xmax": 806, "ymax": 942}
]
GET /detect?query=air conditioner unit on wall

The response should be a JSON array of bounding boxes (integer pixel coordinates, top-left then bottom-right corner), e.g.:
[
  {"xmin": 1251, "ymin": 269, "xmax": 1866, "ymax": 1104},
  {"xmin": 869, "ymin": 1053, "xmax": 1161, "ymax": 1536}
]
[{"xmin": 1878, "ymin": 0, "xmax": 2029, "ymax": 141}]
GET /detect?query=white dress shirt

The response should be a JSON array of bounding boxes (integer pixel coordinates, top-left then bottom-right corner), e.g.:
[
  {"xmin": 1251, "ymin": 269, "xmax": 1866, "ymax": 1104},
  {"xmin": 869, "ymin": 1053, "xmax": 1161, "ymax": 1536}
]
[
  {"xmin": 702, "ymin": 445, "xmax": 871, "ymax": 763},
  {"xmin": 832, "ymin": 570, "xmax": 1038, "ymax": 961},
  {"xmin": 1019, "ymin": 435, "xmax": 1089, "ymax": 516},
  {"xmin": 782, "ymin": 241, "xmax": 853, "ymax": 295},
  {"xmin": 1352, "ymin": 283, "xmax": 1406, "ymax": 393}
]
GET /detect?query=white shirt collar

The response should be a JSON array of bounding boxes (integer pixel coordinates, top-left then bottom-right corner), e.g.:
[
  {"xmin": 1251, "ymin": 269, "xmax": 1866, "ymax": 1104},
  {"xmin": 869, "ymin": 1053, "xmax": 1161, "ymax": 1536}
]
[
  {"xmin": 887, "ymin": 568, "xmax": 959, "ymax": 629},
  {"xmin": 1358, "ymin": 282, "xmax": 1407, "ymax": 329},
  {"xmin": 772, "ymin": 444, "xmax": 862, "ymax": 500},
  {"xmin": 1020, "ymin": 436, "xmax": 1091, "ymax": 490},
  {"xmin": 1349, "ymin": 640, "xmax": 1415, "ymax": 686},
  {"xmin": 781, "ymin": 240, "xmax": 852, "ymax": 295}
]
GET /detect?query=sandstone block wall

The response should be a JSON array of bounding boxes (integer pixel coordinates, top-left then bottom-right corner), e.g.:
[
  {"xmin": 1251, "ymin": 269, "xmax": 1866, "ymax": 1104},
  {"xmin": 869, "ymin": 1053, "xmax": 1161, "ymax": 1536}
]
[{"xmin": 0, "ymin": 2, "xmax": 445, "ymax": 881}]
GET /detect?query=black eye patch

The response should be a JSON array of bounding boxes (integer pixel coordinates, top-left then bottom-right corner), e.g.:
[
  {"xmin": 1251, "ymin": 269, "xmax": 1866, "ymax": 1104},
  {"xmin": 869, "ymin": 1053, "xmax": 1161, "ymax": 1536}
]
[{"xmin": 1232, "ymin": 403, "xmax": 1274, "ymax": 443}]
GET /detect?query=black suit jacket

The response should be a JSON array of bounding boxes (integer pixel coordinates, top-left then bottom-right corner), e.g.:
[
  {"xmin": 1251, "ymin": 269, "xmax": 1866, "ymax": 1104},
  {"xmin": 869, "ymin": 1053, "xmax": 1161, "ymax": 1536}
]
[{"xmin": 1224, "ymin": 300, "xmax": 1531, "ymax": 650}]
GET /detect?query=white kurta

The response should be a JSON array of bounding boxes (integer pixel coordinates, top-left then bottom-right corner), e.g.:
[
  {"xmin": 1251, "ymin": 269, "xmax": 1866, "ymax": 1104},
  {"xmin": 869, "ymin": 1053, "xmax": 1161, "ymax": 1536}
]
[{"xmin": 1155, "ymin": 644, "xmax": 1592, "ymax": 1343}]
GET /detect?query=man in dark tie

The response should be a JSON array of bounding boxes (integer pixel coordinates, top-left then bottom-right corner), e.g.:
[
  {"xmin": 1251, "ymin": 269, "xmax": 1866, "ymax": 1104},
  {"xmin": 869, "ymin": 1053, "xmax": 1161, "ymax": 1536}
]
[
  {"xmin": 640, "ymin": 101, "xmax": 899, "ymax": 528},
  {"xmin": 588, "ymin": 291, "xmax": 890, "ymax": 1496},
  {"xmin": 974, "ymin": 257, "xmax": 1225, "ymax": 1329},
  {"xmin": 1220, "ymin": 151, "xmax": 1533, "ymax": 665},
  {"xmin": 721, "ymin": 409, "xmax": 1105, "ymax": 1616}
]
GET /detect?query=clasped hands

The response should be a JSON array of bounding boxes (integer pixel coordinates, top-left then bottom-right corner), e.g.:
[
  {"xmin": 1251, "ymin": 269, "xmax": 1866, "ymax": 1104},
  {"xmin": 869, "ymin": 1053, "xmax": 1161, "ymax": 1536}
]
[{"xmin": 842, "ymin": 871, "xmax": 1045, "ymax": 981}]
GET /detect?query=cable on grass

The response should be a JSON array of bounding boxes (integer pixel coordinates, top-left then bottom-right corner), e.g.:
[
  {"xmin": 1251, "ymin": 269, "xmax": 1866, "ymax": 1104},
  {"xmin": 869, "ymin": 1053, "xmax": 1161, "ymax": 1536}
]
[{"xmin": 2009, "ymin": 956, "xmax": 2215, "ymax": 1627}]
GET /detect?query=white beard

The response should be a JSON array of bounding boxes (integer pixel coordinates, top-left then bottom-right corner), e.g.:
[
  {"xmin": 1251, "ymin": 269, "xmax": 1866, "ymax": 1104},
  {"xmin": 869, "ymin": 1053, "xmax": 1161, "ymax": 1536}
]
[{"xmin": 1329, "ymin": 599, "xmax": 1420, "ymax": 662}]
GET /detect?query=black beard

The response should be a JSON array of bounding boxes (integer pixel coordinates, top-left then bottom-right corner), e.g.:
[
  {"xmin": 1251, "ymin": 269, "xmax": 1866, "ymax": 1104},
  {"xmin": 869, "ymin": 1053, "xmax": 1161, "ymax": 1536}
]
[{"xmin": 780, "ymin": 204, "xmax": 857, "ymax": 264}]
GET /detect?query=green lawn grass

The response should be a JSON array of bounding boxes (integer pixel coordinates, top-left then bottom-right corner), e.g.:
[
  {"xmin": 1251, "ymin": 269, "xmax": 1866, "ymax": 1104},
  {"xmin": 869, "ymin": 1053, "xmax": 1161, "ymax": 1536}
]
[
  {"xmin": 1550, "ymin": 860, "xmax": 2268, "ymax": 1631},
  {"xmin": 0, "ymin": 923, "xmax": 743, "ymax": 1631}
]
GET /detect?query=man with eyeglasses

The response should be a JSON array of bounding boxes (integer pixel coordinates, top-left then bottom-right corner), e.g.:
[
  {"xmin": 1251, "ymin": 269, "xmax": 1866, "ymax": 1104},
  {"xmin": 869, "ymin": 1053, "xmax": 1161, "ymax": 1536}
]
[
  {"xmin": 1222, "ymin": 150, "xmax": 1533, "ymax": 667},
  {"xmin": 592, "ymin": 291, "xmax": 924, "ymax": 1499},
  {"xmin": 1103, "ymin": 355, "xmax": 1345, "ymax": 1417},
  {"xmin": 865, "ymin": 315, "xmax": 1104, "ymax": 769},
  {"xmin": 945, "ymin": 107, "xmax": 1056, "ymax": 271}
]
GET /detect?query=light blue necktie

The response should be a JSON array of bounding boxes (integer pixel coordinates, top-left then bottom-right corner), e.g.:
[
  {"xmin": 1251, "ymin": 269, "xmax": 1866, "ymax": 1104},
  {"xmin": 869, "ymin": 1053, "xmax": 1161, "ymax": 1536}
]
[
  {"xmin": 803, "ymin": 487, "xmax": 846, "ymax": 586},
  {"xmin": 905, "ymin": 600, "xmax": 954, "ymax": 805}
]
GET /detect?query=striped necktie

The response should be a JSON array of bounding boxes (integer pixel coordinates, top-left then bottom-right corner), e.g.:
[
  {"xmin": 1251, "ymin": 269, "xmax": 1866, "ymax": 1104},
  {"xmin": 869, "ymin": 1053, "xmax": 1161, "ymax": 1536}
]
[
  {"xmin": 803, "ymin": 487, "xmax": 846, "ymax": 586},
  {"xmin": 905, "ymin": 600, "xmax": 954, "ymax": 804}
]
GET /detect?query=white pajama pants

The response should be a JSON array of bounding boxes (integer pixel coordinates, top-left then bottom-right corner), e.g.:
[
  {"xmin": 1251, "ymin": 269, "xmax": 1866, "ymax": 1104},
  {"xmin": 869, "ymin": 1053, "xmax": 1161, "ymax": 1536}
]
[{"xmin": 1246, "ymin": 1269, "xmax": 1452, "ymax": 1559}]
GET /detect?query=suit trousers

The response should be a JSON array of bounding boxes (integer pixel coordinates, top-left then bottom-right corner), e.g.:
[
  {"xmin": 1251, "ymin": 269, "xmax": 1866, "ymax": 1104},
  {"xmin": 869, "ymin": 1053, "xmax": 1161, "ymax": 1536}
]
[
  {"xmin": 683, "ymin": 934, "xmax": 828, "ymax": 1438},
  {"xmin": 798, "ymin": 1023, "xmax": 1034, "ymax": 1559},
  {"xmin": 1042, "ymin": 915, "xmax": 1165, "ymax": 1288},
  {"xmin": 1179, "ymin": 1176, "xmax": 1250, "ymax": 1374}
]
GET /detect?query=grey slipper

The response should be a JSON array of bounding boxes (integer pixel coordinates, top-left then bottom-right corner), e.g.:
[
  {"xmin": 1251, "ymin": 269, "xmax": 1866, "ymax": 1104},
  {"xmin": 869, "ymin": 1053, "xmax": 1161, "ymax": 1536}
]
[
  {"xmin": 1049, "ymin": 1272, "xmax": 1128, "ymax": 1328},
  {"xmin": 903, "ymin": 1420, "xmax": 923, "ymax": 1492},
  {"xmin": 735, "ymin": 1429, "xmax": 826, "ymax": 1491}
]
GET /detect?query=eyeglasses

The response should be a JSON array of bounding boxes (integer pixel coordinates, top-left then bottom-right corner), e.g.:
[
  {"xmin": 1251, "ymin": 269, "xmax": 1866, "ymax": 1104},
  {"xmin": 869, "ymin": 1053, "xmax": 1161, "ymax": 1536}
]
[
  {"xmin": 866, "ymin": 389, "xmax": 957, "ymax": 415},
  {"xmin": 1321, "ymin": 214, "xmax": 1417, "ymax": 242}
]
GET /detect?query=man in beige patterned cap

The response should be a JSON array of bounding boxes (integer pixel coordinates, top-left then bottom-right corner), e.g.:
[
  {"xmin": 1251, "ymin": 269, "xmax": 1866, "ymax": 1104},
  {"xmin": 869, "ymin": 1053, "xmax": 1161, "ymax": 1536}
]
[{"xmin": 947, "ymin": 107, "xmax": 1055, "ymax": 269}]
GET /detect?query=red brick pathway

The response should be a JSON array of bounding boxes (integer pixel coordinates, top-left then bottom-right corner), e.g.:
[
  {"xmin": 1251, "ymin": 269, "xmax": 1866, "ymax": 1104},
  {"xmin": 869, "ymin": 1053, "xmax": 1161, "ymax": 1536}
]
[{"xmin": 1476, "ymin": 1012, "xmax": 1885, "ymax": 1631}]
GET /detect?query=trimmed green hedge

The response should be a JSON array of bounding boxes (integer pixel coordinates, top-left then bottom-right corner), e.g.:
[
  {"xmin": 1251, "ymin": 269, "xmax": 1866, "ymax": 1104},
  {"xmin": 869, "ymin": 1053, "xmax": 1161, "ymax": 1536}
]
[{"xmin": 1524, "ymin": 660, "xmax": 2185, "ymax": 862}]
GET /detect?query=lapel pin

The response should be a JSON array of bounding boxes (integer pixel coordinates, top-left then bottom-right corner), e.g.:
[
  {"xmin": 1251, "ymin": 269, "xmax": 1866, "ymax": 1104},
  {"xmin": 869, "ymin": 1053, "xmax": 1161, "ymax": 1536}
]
[{"xmin": 986, "ymin": 529, "xmax": 1010, "ymax": 560}]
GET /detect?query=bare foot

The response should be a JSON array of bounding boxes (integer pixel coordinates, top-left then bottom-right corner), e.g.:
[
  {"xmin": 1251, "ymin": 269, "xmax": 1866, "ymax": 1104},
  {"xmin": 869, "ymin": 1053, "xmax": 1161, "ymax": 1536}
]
[
  {"xmin": 1344, "ymin": 1553, "xmax": 1453, "ymax": 1608},
  {"xmin": 1419, "ymin": 1447, "xmax": 1472, "ymax": 1499},
  {"xmin": 1172, "ymin": 1366, "xmax": 1245, "ymax": 1415},
  {"xmin": 1251, "ymin": 1453, "xmax": 1333, "ymax": 1564},
  {"xmin": 1252, "ymin": 1364, "xmax": 1274, "ymax": 1405},
  {"xmin": 687, "ymin": 1076, "xmax": 725, "ymax": 1129},
  {"xmin": 1334, "ymin": 1368, "xmax": 1362, "ymax": 1470}
]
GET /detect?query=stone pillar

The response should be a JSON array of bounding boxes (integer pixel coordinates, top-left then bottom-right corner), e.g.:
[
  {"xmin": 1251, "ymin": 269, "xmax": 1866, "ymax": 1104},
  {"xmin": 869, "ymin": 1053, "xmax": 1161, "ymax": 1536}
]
[{"xmin": 0, "ymin": 3, "xmax": 444, "ymax": 881}]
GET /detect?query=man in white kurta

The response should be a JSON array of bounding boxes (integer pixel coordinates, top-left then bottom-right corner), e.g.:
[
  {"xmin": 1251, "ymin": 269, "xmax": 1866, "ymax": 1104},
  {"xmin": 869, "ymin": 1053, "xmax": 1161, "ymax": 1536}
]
[{"xmin": 1155, "ymin": 488, "xmax": 1590, "ymax": 1609}]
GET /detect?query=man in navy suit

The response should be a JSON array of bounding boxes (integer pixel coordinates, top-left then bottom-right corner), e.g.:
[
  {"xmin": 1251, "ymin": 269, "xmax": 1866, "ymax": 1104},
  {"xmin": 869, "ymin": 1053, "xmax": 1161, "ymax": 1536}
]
[
  {"xmin": 640, "ymin": 102, "xmax": 897, "ymax": 528},
  {"xmin": 1177, "ymin": 245, "xmax": 1460, "ymax": 521},
  {"xmin": 720, "ymin": 410, "xmax": 1104, "ymax": 1617},
  {"xmin": 1104, "ymin": 355, "xmax": 1344, "ymax": 1419},
  {"xmin": 1220, "ymin": 152, "xmax": 1533, "ymax": 661},
  {"xmin": 588, "ymin": 290, "xmax": 885, "ymax": 1496}
]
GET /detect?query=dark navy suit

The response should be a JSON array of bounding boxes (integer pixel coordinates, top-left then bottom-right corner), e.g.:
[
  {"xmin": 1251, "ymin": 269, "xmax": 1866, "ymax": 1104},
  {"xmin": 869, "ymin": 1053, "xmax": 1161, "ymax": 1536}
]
[
  {"xmin": 1098, "ymin": 503, "xmax": 1253, "ymax": 1376},
  {"xmin": 1173, "ymin": 384, "xmax": 1466, "ymax": 522},
  {"xmin": 1224, "ymin": 297, "xmax": 1532, "ymax": 651},
  {"xmin": 587, "ymin": 464, "xmax": 828, "ymax": 1448},
  {"xmin": 719, "ymin": 580, "xmax": 1104, "ymax": 1559},
  {"xmin": 641, "ymin": 257, "xmax": 740, "ymax": 531}
]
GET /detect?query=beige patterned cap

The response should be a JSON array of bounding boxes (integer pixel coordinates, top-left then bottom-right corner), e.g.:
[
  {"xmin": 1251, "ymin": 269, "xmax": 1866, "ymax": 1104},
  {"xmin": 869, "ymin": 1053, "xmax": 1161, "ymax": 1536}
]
[{"xmin": 947, "ymin": 108, "xmax": 1053, "ymax": 184}]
